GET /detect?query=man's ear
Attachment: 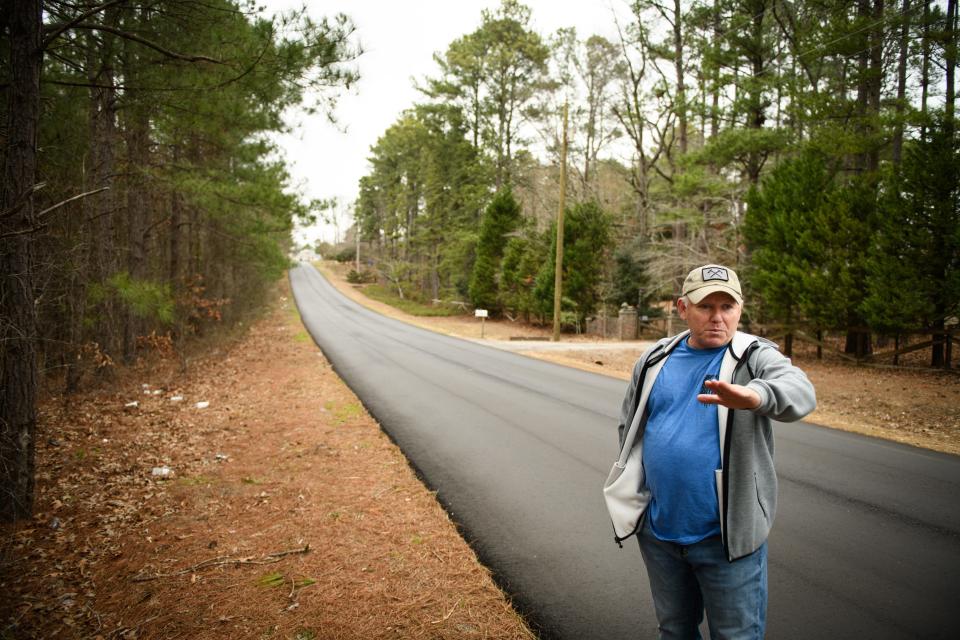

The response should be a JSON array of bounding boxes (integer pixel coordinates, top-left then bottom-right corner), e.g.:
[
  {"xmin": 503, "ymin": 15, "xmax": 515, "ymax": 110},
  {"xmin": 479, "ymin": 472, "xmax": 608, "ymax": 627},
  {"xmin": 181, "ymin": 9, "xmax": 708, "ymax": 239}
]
[{"xmin": 676, "ymin": 297, "xmax": 688, "ymax": 320}]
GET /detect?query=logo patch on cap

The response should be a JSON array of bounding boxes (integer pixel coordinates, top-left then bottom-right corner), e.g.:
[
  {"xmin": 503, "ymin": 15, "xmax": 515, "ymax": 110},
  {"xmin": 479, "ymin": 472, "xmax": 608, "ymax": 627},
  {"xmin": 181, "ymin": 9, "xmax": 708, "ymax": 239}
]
[{"xmin": 702, "ymin": 267, "xmax": 729, "ymax": 282}]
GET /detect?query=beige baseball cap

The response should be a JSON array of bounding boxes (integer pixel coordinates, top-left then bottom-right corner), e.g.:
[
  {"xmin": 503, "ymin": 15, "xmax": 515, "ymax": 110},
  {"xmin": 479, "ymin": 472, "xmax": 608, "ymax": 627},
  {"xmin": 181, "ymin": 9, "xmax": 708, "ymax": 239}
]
[{"xmin": 682, "ymin": 264, "xmax": 743, "ymax": 304}]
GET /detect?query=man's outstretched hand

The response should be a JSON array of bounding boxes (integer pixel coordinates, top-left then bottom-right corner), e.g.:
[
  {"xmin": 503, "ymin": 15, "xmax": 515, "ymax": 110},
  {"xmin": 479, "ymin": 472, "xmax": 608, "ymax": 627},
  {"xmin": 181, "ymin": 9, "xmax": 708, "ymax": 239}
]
[{"xmin": 698, "ymin": 379, "xmax": 762, "ymax": 410}]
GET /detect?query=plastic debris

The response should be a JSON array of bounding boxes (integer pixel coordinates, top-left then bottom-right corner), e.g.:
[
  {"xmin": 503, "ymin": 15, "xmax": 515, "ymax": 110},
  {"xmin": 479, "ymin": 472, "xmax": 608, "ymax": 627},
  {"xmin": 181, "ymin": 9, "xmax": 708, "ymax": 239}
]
[
  {"xmin": 214, "ymin": 453, "xmax": 229, "ymax": 462},
  {"xmin": 151, "ymin": 466, "xmax": 173, "ymax": 478},
  {"xmin": 170, "ymin": 395, "xmax": 184, "ymax": 402},
  {"xmin": 124, "ymin": 401, "xmax": 139, "ymax": 409},
  {"xmin": 195, "ymin": 401, "xmax": 209, "ymax": 409}
]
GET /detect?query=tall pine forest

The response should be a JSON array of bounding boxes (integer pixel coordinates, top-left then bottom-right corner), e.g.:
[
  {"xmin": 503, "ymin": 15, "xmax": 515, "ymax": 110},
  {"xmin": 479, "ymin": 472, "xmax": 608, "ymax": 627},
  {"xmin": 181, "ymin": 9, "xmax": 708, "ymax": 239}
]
[
  {"xmin": 351, "ymin": 0, "xmax": 958, "ymax": 363},
  {"xmin": 0, "ymin": 1, "xmax": 359, "ymax": 520}
]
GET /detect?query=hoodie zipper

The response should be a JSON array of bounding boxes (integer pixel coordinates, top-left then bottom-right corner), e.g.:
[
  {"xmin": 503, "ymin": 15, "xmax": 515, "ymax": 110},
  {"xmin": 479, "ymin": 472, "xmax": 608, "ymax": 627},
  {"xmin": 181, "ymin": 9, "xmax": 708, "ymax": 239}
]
[{"xmin": 721, "ymin": 341, "xmax": 761, "ymax": 561}]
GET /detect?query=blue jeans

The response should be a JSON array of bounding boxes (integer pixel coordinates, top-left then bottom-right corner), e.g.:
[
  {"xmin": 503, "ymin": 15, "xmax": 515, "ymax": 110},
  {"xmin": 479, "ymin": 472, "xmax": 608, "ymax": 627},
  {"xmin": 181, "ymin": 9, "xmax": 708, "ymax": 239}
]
[{"xmin": 638, "ymin": 516, "xmax": 767, "ymax": 640}]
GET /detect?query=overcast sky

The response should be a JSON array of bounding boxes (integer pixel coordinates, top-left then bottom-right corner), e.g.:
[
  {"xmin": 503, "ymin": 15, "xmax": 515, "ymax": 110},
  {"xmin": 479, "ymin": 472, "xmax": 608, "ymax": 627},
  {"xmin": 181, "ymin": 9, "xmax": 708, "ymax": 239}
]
[{"xmin": 270, "ymin": 0, "xmax": 632, "ymax": 246}]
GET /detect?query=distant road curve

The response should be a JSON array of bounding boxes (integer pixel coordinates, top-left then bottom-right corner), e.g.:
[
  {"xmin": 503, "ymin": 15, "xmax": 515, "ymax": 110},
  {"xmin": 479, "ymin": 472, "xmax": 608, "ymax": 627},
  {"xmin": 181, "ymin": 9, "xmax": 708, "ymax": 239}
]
[{"xmin": 290, "ymin": 263, "xmax": 960, "ymax": 640}]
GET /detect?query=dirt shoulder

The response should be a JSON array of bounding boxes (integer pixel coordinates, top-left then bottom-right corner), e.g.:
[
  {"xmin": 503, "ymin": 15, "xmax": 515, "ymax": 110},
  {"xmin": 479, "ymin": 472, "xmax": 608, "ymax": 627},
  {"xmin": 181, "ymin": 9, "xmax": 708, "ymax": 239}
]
[
  {"xmin": 320, "ymin": 261, "xmax": 960, "ymax": 457},
  {"xmin": 1, "ymin": 280, "xmax": 534, "ymax": 639}
]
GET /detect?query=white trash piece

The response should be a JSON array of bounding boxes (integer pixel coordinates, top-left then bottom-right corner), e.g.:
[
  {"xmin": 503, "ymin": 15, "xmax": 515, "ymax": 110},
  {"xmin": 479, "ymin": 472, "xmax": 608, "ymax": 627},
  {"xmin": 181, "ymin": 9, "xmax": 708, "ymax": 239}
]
[
  {"xmin": 170, "ymin": 396, "xmax": 184, "ymax": 402},
  {"xmin": 151, "ymin": 466, "xmax": 173, "ymax": 478},
  {"xmin": 124, "ymin": 401, "xmax": 139, "ymax": 408},
  {"xmin": 195, "ymin": 401, "xmax": 209, "ymax": 409}
]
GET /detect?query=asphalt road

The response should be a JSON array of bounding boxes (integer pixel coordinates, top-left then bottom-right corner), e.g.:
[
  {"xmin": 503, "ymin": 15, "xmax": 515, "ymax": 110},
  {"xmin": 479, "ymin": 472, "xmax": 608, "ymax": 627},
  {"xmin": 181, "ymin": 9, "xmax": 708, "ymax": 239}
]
[{"xmin": 290, "ymin": 263, "xmax": 960, "ymax": 639}]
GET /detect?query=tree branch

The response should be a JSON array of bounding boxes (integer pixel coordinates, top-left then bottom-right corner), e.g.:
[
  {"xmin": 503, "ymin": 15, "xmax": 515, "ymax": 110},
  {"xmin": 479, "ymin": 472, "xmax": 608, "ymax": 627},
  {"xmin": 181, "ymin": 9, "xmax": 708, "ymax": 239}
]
[
  {"xmin": 0, "ymin": 224, "xmax": 49, "ymax": 241},
  {"xmin": 0, "ymin": 182, "xmax": 46, "ymax": 220},
  {"xmin": 41, "ymin": 0, "xmax": 129, "ymax": 50},
  {"xmin": 67, "ymin": 23, "xmax": 223, "ymax": 64},
  {"xmin": 0, "ymin": 186, "xmax": 109, "ymax": 240},
  {"xmin": 37, "ymin": 186, "xmax": 110, "ymax": 219},
  {"xmin": 130, "ymin": 545, "xmax": 311, "ymax": 582}
]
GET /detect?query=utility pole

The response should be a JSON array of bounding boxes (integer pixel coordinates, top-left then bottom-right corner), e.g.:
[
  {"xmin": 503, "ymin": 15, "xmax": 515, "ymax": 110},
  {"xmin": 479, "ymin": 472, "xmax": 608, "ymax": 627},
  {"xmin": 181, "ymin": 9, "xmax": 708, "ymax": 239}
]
[
  {"xmin": 355, "ymin": 222, "xmax": 360, "ymax": 274},
  {"xmin": 552, "ymin": 102, "xmax": 569, "ymax": 342}
]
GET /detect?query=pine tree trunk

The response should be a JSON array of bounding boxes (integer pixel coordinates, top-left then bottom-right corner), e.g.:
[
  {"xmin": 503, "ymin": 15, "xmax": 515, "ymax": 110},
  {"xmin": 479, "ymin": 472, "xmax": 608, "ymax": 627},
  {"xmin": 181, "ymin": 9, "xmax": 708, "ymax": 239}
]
[
  {"xmin": 844, "ymin": 329, "xmax": 873, "ymax": 358},
  {"xmin": 0, "ymin": 0, "xmax": 42, "ymax": 522},
  {"xmin": 66, "ymin": 182, "xmax": 88, "ymax": 394},
  {"xmin": 169, "ymin": 170, "xmax": 185, "ymax": 350},
  {"xmin": 710, "ymin": 0, "xmax": 720, "ymax": 140},
  {"xmin": 855, "ymin": 0, "xmax": 872, "ymax": 172},
  {"xmin": 868, "ymin": 0, "xmax": 884, "ymax": 174},
  {"xmin": 672, "ymin": 0, "xmax": 687, "ymax": 156},
  {"xmin": 122, "ymin": 107, "xmax": 149, "ymax": 364},
  {"xmin": 743, "ymin": 0, "xmax": 768, "ymax": 184},
  {"xmin": 92, "ymin": 73, "xmax": 119, "ymax": 362},
  {"xmin": 892, "ymin": 0, "xmax": 912, "ymax": 165},
  {"xmin": 946, "ymin": 0, "xmax": 957, "ymax": 130},
  {"xmin": 170, "ymin": 196, "xmax": 182, "ymax": 288},
  {"xmin": 70, "ymin": 31, "xmax": 118, "ymax": 390},
  {"xmin": 120, "ymin": 7, "xmax": 152, "ymax": 365},
  {"xmin": 921, "ymin": 0, "xmax": 932, "ymax": 140},
  {"xmin": 931, "ymin": 319, "xmax": 946, "ymax": 367}
]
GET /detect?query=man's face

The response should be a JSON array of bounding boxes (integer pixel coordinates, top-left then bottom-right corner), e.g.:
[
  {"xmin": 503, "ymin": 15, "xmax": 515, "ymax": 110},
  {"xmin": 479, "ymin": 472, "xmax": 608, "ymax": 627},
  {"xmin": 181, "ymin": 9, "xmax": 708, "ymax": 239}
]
[{"xmin": 677, "ymin": 291, "xmax": 742, "ymax": 349}]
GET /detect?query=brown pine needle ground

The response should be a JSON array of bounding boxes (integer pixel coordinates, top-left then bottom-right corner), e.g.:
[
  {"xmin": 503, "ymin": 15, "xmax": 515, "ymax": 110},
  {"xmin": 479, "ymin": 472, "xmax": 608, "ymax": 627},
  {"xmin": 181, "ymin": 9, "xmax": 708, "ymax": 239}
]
[{"xmin": 1, "ymin": 281, "xmax": 535, "ymax": 640}]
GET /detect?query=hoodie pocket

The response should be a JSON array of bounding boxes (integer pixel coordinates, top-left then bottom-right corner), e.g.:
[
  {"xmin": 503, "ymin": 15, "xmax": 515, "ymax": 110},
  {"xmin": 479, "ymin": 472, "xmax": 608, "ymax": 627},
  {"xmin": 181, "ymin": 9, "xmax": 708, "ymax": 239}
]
[{"xmin": 754, "ymin": 472, "xmax": 769, "ymax": 522}]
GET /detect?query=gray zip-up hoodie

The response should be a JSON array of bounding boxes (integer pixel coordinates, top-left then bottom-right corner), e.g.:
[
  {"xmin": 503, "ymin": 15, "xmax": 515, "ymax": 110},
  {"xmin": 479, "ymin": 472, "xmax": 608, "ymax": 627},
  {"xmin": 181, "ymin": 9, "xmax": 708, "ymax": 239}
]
[{"xmin": 603, "ymin": 330, "xmax": 816, "ymax": 561}]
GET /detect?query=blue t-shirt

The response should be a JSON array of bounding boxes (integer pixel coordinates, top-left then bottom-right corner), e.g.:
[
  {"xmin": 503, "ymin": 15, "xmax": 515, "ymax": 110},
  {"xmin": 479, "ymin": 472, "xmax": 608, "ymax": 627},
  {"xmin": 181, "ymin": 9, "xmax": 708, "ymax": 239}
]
[{"xmin": 642, "ymin": 339, "xmax": 726, "ymax": 544}]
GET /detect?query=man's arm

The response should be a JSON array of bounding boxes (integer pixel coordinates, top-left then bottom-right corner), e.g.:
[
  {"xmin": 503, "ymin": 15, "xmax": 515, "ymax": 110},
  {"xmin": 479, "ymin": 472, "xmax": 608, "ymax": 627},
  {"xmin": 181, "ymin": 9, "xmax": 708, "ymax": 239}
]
[{"xmin": 698, "ymin": 346, "xmax": 816, "ymax": 421}]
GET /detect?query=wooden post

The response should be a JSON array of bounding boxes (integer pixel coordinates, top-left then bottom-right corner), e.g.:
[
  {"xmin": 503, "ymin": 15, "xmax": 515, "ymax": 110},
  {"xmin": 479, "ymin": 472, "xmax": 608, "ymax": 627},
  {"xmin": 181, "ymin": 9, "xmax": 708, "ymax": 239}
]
[
  {"xmin": 817, "ymin": 329, "xmax": 823, "ymax": 360},
  {"xmin": 475, "ymin": 309, "xmax": 488, "ymax": 339},
  {"xmin": 552, "ymin": 101, "xmax": 569, "ymax": 342}
]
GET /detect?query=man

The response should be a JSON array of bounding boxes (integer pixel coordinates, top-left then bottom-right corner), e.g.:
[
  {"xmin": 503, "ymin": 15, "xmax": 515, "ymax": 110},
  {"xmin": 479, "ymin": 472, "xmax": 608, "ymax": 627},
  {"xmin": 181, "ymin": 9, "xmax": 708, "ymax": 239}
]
[{"xmin": 603, "ymin": 264, "xmax": 816, "ymax": 639}]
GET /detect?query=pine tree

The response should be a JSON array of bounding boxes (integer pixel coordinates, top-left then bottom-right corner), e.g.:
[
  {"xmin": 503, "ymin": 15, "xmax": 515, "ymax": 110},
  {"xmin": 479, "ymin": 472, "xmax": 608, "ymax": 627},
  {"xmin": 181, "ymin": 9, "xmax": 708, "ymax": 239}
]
[
  {"xmin": 864, "ymin": 118, "xmax": 960, "ymax": 365},
  {"xmin": 534, "ymin": 201, "xmax": 611, "ymax": 324},
  {"xmin": 469, "ymin": 189, "xmax": 522, "ymax": 311},
  {"xmin": 608, "ymin": 237, "xmax": 653, "ymax": 312}
]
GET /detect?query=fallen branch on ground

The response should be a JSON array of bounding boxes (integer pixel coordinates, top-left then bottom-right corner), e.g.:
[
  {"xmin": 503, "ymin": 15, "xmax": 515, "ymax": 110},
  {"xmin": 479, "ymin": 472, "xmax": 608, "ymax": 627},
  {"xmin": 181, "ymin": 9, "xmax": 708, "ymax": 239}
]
[{"xmin": 130, "ymin": 544, "xmax": 310, "ymax": 582}]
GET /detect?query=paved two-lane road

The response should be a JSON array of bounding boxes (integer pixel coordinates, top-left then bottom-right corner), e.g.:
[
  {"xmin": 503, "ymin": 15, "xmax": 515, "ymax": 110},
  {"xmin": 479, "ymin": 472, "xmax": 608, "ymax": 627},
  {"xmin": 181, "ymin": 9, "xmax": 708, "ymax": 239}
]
[{"xmin": 290, "ymin": 263, "xmax": 960, "ymax": 639}]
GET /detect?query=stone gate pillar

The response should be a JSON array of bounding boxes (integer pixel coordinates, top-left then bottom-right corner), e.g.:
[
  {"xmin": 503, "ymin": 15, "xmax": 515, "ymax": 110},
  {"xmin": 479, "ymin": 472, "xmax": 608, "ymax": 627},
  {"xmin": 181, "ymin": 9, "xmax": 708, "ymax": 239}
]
[{"xmin": 618, "ymin": 303, "xmax": 638, "ymax": 341}]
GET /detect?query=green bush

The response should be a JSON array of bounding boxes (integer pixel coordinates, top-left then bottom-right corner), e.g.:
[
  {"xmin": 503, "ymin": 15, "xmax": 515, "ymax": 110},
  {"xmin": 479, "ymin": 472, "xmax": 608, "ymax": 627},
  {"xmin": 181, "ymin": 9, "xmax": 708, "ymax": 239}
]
[
  {"xmin": 346, "ymin": 269, "xmax": 377, "ymax": 284},
  {"xmin": 334, "ymin": 247, "xmax": 356, "ymax": 263},
  {"xmin": 95, "ymin": 272, "xmax": 174, "ymax": 324}
]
